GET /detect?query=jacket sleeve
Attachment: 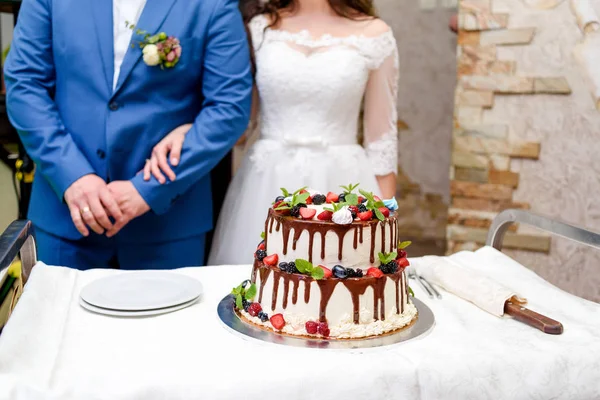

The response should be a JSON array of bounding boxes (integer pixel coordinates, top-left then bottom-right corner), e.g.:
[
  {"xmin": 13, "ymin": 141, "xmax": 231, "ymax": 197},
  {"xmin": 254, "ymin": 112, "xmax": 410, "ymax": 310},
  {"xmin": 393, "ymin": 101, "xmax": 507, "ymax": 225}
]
[
  {"xmin": 131, "ymin": 0, "xmax": 253, "ymax": 215},
  {"xmin": 4, "ymin": 0, "xmax": 96, "ymax": 201}
]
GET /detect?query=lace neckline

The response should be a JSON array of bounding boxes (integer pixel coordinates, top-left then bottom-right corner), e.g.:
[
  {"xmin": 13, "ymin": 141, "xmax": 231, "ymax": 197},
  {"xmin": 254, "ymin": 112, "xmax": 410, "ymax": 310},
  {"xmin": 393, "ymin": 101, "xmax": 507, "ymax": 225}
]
[{"xmin": 254, "ymin": 14, "xmax": 394, "ymax": 47}]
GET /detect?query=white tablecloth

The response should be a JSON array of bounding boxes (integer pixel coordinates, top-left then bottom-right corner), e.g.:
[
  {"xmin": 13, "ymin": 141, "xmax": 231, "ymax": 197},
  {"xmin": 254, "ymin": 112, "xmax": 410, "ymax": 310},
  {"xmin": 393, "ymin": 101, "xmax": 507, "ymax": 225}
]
[{"xmin": 0, "ymin": 247, "xmax": 599, "ymax": 400}]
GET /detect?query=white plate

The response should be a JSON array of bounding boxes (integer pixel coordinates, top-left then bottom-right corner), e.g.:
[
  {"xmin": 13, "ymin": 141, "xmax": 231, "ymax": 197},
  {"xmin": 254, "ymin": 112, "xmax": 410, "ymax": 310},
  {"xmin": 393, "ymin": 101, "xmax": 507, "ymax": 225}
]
[
  {"xmin": 80, "ymin": 271, "xmax": 203, "ymax": 311},
  {"xmin": 79, "ymin": 296, "xmax": 199, "ymax": 317}
]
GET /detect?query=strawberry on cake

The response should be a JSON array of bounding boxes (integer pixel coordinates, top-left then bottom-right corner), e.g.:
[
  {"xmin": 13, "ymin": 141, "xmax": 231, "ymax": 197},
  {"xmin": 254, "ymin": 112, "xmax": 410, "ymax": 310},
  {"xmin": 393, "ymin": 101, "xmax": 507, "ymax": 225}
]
[{"xmin": 230, "ymin": 184, "xmax": 418, "ymax": 340}]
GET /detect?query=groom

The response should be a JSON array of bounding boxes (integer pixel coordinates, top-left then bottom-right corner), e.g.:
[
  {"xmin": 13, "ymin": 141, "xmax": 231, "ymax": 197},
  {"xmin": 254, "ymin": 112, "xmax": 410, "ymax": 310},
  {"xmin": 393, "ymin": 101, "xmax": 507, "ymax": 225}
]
[{"xmin": 4, "ymin": 0, "xmax": 252, "ymax": 269}]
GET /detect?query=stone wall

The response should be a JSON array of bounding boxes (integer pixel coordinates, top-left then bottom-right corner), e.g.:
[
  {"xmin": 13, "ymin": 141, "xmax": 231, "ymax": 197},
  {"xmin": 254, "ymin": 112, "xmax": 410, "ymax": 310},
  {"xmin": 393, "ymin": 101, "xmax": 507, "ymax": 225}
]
[
  {"xmin": 450, "ymin": 0, "xmax": 600, "ymax": 302},
  {"xmin": 379, "ymin": 0, "xmax": 457, "ymax": 254}
]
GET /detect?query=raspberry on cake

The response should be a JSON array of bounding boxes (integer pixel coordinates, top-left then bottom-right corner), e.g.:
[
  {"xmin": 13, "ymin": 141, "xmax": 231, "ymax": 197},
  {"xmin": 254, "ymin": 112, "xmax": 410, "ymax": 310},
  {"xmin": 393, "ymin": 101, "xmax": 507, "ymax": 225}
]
[{"xmin": 231, "ymin": 185, "xmax": 418, "ymax": 339}]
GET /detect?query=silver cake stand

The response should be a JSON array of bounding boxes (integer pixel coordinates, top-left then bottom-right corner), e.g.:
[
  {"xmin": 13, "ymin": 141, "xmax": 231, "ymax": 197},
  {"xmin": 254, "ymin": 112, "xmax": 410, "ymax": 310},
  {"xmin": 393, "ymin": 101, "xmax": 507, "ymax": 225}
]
[{"xmin": 217, "ymin": 295, "xmax": 435, "ymax": 350}]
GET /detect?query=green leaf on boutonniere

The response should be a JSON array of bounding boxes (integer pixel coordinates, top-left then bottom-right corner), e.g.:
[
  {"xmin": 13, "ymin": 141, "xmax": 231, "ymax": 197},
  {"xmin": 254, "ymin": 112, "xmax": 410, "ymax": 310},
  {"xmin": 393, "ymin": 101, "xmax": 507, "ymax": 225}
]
[
  {"xmin": 295, "ymin": 259, "xmax": 312, "ymax": 274},
  {"xmin": 408, "ymin": 286, "xmax": 414, "ymax": 297},
  {"xmin": 310, "ymin": 267, "xmax": 325, "ymax": 280},
  {"xmin": 235, "ymin": 294, "xmax": 243, "ymax": 309},
  {"xmin": 345, "ymin": 193, "xmax": 358, "ymax": 206},
  {"xmin": 245, "ymin": 284, "xmax": 257, "ymax": 300},
  {"xmin": 398, "ymin": 240, "xmax": 412, "ymax": 249},
  {"xmin": 340, "ymin": 183, "xmax": 360, "ymax": 194},
  {"xmin": 373, "ymin": 208, "xmax": 385, "ymax": 221},
  {"xmin": 378, "ymin": 251, "xmax": 397, "ymax": 265}
]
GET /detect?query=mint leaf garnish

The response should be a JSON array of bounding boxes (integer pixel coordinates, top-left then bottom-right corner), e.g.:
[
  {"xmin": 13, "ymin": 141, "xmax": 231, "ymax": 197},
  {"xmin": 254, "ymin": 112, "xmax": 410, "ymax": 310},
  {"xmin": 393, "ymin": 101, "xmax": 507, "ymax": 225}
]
[
  {"xmin": 340, "ymin": 183, "xmax": 360, "ymax": 194},
  {"xmin": 398, "ymin": 241, "xmax": 412, "ymax": 249},
  {"xmin": 231, "ymin": 283, "xmax": 243, "ymax": 296},
  {"xmin": 373, "ymin": 208, "xmax": 385, "ymax": 221},
  {"xmin": 311, "ymin": 267, "xmax": 325, "ymax": 280},
  {"xmin": 345, "ymin": 193, "xmax": 358, "ymax": 206},
  {"xmin": 235, "ymin": 294, "xmax": 243, "ymax": 309},
  {"xmin": 260, "ymin": 232, "xmax": 265, "ymax": 240},
  {"xmin": 295, "ymin": 259, "xmax": 312, "ymax": 274},
  {"xmin": 408, "ymin": 286, "xmax": 414, "ymax": 297},
  {"xmin": 378, "ymin": 251, "xmax": 397, "ymax": 264},
  {"xmin": 294, "ymin": 192, "xmax": 310, "ymax": 205},
  {"xmin": 245, "ymin": 283, "xmax": 257, "ymax": 300},
  {"xmin": 280, "ymin": 188, "xmax": 290, "ymax": 197},
  {"xmin": 275, "ymin": 204, "xmax": 292, "ymax": 210}
]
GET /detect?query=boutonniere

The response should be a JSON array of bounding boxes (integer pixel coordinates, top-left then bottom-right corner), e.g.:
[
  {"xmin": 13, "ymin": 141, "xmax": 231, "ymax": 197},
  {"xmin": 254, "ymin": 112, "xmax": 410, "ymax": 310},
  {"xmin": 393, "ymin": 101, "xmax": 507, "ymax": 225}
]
[{"xmin": 126, "ymin": 21, "xmax": 182, "ymax": 69}]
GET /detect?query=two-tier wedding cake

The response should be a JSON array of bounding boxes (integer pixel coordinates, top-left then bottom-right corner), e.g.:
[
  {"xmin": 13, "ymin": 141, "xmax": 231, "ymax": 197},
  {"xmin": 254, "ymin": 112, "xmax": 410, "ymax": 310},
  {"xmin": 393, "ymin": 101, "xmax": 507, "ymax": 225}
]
[{"xmin": 230, "ymin": 185, "xmax": 417, "ymax": 339}]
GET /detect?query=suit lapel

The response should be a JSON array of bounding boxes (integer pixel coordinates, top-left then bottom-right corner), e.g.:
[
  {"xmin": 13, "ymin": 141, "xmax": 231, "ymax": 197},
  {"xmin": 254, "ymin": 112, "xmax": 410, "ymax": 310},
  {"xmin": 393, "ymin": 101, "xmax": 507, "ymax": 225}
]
[
  {"xmin": 90, "ymin": 0, "xmax": 114, "ymax": 95},
  {"xmin": 112, "ymin": 0, "xmax": 179, "ymax": 96}
]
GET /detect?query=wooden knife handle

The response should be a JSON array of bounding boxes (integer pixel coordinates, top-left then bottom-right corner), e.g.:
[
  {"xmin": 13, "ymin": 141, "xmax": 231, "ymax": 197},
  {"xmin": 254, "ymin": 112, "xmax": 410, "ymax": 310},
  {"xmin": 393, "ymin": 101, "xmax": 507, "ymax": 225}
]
[{"xmin": 504, "ymin": 302, "xmax": 564, "ymax": 335}]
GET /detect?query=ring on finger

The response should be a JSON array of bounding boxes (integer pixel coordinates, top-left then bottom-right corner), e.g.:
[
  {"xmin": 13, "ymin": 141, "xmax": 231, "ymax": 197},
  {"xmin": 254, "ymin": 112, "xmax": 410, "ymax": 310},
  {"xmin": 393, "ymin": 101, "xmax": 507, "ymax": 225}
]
[{"xmin": 81, "ymin": 206, "xmax": 91, "ymax": 215}]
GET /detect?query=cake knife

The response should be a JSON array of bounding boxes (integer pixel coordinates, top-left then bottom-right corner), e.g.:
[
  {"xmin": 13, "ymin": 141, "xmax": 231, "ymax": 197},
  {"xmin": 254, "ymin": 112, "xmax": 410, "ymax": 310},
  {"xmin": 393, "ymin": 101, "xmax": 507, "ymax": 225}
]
[{"xmin": 504, "ymin": 301, "xmax": 563, "ymax": 335}]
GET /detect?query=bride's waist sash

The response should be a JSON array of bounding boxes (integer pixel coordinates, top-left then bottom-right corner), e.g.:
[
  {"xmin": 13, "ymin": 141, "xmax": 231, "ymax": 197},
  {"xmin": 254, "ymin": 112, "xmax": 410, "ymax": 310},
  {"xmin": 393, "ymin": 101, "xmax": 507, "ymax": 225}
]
[{"xmin": 259, "ymin": 134, "xmax": 358, "ymax": 148}]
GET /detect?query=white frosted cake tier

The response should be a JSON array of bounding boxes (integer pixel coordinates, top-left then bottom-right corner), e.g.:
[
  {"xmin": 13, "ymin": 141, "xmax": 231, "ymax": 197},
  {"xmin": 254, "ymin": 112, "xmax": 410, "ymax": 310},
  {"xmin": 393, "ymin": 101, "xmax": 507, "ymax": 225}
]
[
  {"xmin": 264, "ymin": 208, "xmax": 399, "ymax": 269},
  {"xmin": 248, "ymin": 262, "xmax": 416, "ymax": 339}
]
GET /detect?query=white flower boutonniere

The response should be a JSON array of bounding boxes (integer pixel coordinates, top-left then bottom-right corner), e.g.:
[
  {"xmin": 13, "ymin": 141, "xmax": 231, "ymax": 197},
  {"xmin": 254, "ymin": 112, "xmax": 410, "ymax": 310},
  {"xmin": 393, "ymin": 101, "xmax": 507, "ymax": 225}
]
[{"xmin": 126, "ymin": 21, "xmax": 182, "ymax": 69}]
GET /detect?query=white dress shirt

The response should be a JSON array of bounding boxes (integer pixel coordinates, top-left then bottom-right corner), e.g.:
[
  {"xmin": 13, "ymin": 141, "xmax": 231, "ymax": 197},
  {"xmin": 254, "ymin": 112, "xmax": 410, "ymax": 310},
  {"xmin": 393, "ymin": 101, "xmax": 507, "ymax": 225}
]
[{"xmin": 112, "ymin": 0, "xmax": 147, "ymax": 91}]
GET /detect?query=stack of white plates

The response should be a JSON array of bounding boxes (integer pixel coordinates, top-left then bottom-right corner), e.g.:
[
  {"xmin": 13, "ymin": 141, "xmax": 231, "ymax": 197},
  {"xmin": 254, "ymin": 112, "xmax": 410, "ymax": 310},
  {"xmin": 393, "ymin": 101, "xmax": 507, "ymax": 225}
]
[{"xmin": 79, "ymin": 271, "xmax": 203, "ymax": 317}]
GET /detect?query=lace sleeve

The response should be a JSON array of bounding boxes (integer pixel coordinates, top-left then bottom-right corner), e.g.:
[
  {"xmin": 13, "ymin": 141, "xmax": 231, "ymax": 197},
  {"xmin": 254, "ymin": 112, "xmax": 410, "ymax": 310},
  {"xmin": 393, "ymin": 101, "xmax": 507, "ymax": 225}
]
[
  {"xmin": 362, "ymin": 33, "xmax": 399, "ymax": 176},
  {"xmin": 248, "ymin": 14, "xmax": 268, "ymax": 53}
]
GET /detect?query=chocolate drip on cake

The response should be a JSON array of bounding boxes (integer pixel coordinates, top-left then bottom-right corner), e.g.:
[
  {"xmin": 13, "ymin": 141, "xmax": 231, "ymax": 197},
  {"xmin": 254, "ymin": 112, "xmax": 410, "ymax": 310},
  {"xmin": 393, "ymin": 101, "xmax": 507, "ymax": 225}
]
[
  {"xmin": 389, "ymin": 221, "xmax": 394, "ymax": 252},
  {"xmin": 254, "ymin": 262, "xmax": 406, "ymax": 325},
  {"xmin": 269, "ymin": 217, "xmax": 275, "ymax": 234},
  {"xmin": 316, "ymin": 279, "xmax": 339, "ymax": 322},
  {"xmin": 282, "ymin": 277, "xmax": 290, "ymax": 309},
  {"xmin": 304, "ymin": 280, "xmax": 311, "ymax": 303},
  {"xmin": 271, "ymin": 270, "xmax": 281, "ymax": 311},
  {"xmin": 390, "ymin": 274, "xmax": 403, "ymax": 314},
  {"xmin": 369, "ymin": 224, "xmax": 377, "ymax": 264},
  {"xmin": 292, "ymin": 279, "xmax": 299, "ymax": 305},
  {"xmin": 268, "ymin": 210, "xmax": 397, "ymax": 264},
  {"xmin": 380, "ymin": 222, "xmax": 386, "ymax": 253}
]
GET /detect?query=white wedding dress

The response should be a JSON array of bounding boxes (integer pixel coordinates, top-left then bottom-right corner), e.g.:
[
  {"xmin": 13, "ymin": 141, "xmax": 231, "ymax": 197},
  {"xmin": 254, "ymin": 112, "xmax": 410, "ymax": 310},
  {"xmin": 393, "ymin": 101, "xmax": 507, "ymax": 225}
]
[{"xmin": 208, "ymin": 15, "xmax": 399, "ymax": 265}]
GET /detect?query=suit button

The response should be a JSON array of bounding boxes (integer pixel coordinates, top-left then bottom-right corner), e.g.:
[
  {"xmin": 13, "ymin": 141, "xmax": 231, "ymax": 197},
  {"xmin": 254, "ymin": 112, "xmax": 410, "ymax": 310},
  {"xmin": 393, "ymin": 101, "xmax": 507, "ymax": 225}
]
[
  {"xmin": 108, "ymin": 102, "xmax": 119, "ymax": 111},
  {"xmin": 97, "ymin": 149, "xmax": 106, "ymax": 159}
]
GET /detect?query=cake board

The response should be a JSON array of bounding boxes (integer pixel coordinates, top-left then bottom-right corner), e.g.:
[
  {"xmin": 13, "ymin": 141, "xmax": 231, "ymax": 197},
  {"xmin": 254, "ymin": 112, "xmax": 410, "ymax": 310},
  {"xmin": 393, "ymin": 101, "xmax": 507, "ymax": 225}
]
[{"xmin": 217, "ymin": 294, "xmax": 435, "ymax": 350}]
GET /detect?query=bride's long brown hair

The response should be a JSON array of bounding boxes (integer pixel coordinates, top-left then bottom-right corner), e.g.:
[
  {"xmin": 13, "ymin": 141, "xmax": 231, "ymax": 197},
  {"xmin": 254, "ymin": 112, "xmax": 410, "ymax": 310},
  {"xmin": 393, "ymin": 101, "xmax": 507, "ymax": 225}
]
[{"xmin": 239, "ymin": 0, "xmax": 378, "ymax": 72}]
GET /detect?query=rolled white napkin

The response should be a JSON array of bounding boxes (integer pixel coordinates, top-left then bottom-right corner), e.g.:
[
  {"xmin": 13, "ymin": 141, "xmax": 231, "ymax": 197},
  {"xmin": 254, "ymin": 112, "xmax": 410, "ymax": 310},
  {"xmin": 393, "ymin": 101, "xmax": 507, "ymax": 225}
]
[{"xmin": 413, "ymin": 255, "xmax": 527, "ymax": 317}]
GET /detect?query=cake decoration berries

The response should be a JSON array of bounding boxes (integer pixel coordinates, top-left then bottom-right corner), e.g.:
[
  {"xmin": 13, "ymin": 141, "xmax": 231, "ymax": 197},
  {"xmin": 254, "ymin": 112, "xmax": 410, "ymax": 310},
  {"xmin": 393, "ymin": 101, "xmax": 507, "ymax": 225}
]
[
  {"xmin": 332, "ymin": 265, "xmax": 348, "ymax": 279},
  {"xmin": 378, "ymin": 207, "xmax": 390, "ymax": 218},
  {"xmin": 248, "ymin": 302, "xmax": 262, "ymax": 317},
  {"xmin": 270, "ymin": 313, "xmax": 286, "ymax": 330},
  {"xmin": 326, "ymin": 192, "xmax": 339, "ymax": 203},
  {"xmin": 299, "ymin": 207, "xmax": 317, "ymax": 220},
  {"xmin": 317, "ymin": 321, "xmax": 330, "ymax": 337},
  {"xmin": 397, "ymin": 258, "xmax": 410, "ymax": 268},
  {"xmin": 357, "ymin": 203, "xmax": 368, "ymax": 213},
  {"xmin": 317, "ymin": 210, "xmax": 333, "ymax": 221},
  {"xmin": 263, "ymin": 254, "xmax": 279, "ymax": 266},
  {"xmin": 255, "ymin": 249, "xmax": 267, "ymax": 261},
  {"xmin": 258, "ymin": 311, "xmax": 269, "ymax": 322},
  {"xmin": 317, "ymin": 265, "xmax": 332, "ymax": 278},
  {"xmin": 367, "ymin": 267, "xmax": 384, "ymax": 278},
  {"xmin": 312, "ymin": 194, "xmax": 326, "ymax": 205},
  {"xmin": 378, "ymin": 251, "xmax": 398, "ymax": 274},
  {"xmin": 357, "ymin": 210, "xmax": 373, "ymax": 221},
  {"xmin": 305, "ymin": 321, "xmax": 318, "ymax": 334},
  {"xmin": 257, "ymin": 240, "xmax": 266, "ymax": 250},
  {"xmin": 290, "ymin": 204, "xmax": 308, "ymax": 217}
]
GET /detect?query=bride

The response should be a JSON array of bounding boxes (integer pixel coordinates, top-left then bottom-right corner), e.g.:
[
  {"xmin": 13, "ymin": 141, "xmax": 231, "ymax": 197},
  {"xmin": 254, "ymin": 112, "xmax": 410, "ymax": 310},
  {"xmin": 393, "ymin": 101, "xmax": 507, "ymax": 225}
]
[{"xmin": 143, "ymin": 0, "xmax": 399, "ymax": 265}]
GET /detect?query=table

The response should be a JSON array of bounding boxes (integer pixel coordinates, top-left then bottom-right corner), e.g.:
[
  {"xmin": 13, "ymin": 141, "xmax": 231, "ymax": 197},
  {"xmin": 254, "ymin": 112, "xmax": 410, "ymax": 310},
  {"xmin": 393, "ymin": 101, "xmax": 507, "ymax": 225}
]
[{"xmin": 0, "ymin": 246, "xmax": 598, "ymax": 400}]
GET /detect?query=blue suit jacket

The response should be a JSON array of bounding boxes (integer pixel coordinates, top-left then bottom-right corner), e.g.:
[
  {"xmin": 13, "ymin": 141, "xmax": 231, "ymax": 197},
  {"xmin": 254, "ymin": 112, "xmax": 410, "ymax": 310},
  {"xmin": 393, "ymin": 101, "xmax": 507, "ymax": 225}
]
[{"xmin": 4, "ymin": 0, "xmax": 252, "ymax": 243}]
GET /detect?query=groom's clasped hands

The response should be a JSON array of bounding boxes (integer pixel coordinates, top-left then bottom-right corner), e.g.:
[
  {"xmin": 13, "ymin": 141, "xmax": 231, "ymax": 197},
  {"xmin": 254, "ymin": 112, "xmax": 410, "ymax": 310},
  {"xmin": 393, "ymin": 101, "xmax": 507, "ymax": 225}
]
[{"xmin": 63, "ymin": 124, "xmax": 192, "ymax": 238}]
